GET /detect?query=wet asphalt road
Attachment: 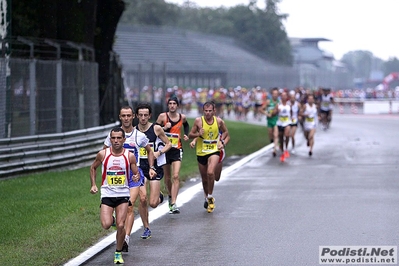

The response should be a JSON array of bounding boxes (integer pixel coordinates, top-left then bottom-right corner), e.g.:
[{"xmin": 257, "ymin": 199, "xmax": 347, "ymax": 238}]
[{"xmin": 81, "ymin": 114, "xmax": 399, "ymax": 266}]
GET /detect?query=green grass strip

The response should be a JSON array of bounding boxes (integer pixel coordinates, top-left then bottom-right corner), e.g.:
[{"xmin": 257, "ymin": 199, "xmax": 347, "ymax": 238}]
[{"xmin": 0, "ymin": 119, "xmax": 268, "ymax": 266}]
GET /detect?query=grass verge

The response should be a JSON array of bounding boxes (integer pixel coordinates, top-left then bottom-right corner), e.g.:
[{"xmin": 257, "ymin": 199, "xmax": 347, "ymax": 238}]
[{"xmin": 0, "ymin": 119, "xmax": 268, "ymax": 265}]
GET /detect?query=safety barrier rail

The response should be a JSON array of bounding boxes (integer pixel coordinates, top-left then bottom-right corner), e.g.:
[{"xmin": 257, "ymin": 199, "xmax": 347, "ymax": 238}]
[
  {"xmin": 334, "ymin": 99, "xmax": 399, "ymax": 115},
  {"xmin": 0, "ymin": 122, "xmax": 119, "ymax": 178}
]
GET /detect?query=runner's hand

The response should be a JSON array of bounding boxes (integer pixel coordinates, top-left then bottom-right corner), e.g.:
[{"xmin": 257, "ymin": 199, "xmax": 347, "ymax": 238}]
[
  {"xmin": 190, "ymin": 141, "xmax": 196, "ymax": 148},
  {"xmin": 90, "ymin": 185, "xmax": 98, "ymax": 194},
  {"xmin": 164, "ymin": 122, "xmax": 171, "ymax": 130},
  {"xmin": 132, "ymin": 173, "xmax": 140, "ymax": 182},
  {"xmin": 183, "ymin": 134, "xmax": 189, "ymax": 141},
  {"xmin": 198, "ymin": 127, "xmax": 204, "ymax": 137},
  {"xmin": 149, "ymin": 168, "xmax": 157, "ymax": 178}
]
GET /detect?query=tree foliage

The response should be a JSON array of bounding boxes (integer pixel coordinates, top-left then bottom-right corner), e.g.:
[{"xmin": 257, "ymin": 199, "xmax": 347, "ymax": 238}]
[
  {"xmin": 382, "ymin": 57, "xmax": 399, "ymax": 76},
  {"xmin": 120, "ymin": 0, "xmax": 292, "ymax": 65}
]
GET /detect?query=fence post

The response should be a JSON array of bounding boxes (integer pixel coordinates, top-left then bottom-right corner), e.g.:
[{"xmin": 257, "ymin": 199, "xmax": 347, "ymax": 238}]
[
  {"xmin": 56, "ymin": 60, "xmax": 62, "ymax": 132},
  {"xmin": 45, "ymin": 39, "xmax": 63, "ymax": 133},
  {"xmin": 29, "ymin": 59, "xmax": 36, "ymax": 135}
]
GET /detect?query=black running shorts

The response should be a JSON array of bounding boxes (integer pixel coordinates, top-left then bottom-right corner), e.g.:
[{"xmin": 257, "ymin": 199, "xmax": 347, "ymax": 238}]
[{"xmin": 101, "ymin": 197, "xmax": 129, "ymax": 208}]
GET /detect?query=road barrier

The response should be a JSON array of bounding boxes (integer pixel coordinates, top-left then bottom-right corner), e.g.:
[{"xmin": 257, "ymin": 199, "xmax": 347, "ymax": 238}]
[
  {"xmin": 334, "ymin": 99, "xmax": 399, "ymax": 115},
  {"xmin": 0, "ymin": 122, "xmax": 119, "ymax": 178}
]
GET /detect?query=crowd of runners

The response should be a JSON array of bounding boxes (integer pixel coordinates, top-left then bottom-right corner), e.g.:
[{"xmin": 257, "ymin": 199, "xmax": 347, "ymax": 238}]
[{"xmin": 89, "ymin": 85, "xmax": 336, "ymax": 264}]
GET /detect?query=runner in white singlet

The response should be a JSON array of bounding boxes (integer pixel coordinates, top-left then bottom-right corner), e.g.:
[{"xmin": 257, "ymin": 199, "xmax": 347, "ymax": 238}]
[
  {"xmin": 301, "ymin": 94, "xmax": 318, "ymax": 156},
  {"xmin": 90, "ymin": 127, "xmax": 139, "ymax": 264}
]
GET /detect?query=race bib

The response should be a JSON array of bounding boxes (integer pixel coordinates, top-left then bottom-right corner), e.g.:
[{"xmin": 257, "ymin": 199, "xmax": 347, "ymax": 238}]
[
  {"xmin": 139, "ymin": 143, "xmax": 154, "ymax": 159},
  {"xmin": 279, "ymin": 116, "xmax": 289, "ymax": 122},
  {"xmin": 202, "ymin": 139, "xmax": 218, "ymax": 153},
  {"xmin": 323, "ymin": 102, "xmax": 330, "ymax": 107},
  {"xmin": 165, "ymin": 132, "xmax": 179, "ymax": 148},
  {"xmin": 106, "ymin": 171, "xmax": 126, "ymax": 187},
  {"xmin": 292, "ymin": 118, "xmax": 297, "ymax": 124},
  {"xmin": 306, "ymin": 117, "xmax": 314, "ymax": 122}
]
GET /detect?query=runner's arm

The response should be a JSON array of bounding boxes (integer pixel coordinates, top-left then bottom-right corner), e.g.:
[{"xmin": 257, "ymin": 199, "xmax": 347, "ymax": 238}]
[
  {"xmin": 218, "ymin": 118, "xmax": 230, "ymax": 148},
  {"xmin": 128, "ymin": 153, "xmax": 139, "ymax": 182},
  {"xmin": 182, "ymin": 114, "xmax": 189, "ymax": 141},
  {"xmin": 154, "ymin": 125, "xmax": 172, "ymax": 155},
  {"xmin": 155, "ymin": 112, "xmax": 165, "ymax": 127},
  {"xmin": 188, "ymin": 117, "xmax": 203, "ymax": 139},
  {"xmin": 90, "ymin": 150, "xmax": 104, "ymax": 194}
]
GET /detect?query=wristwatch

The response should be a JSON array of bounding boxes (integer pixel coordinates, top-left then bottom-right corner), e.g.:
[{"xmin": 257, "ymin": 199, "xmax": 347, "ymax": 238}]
[
  {"xmin": 150, "ymin": 166, "xmax": 156, "ymax": 171},
  {"xmin": 159, "ymin": 150, "xmax": 163, "ymax": 155}
]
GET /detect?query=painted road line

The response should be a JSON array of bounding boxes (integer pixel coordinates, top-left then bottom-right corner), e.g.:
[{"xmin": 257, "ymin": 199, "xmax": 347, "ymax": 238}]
[{"xmin": 64, "ymin": 143, "xmax": 274, "ymax": 266}]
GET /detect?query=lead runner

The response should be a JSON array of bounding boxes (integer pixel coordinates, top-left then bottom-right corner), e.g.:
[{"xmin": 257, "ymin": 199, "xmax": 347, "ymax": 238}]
[{"xmin": 188, "ymin": 101, "xmax": 230, "ymax": 213}]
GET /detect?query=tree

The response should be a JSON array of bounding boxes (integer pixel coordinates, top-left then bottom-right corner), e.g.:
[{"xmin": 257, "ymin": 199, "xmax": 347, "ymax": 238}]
[
  {"xmin": 341, "ymin": 51, "xmax": 374, "ymax": 79},
  {"xmin": 382, "ymin": 57, "xmax": 399, "ymax": 76},
  {"xmin": 120, "ymin": 0, "xmax": 179, "ymax": 26},
  {"xmin": 119, "ymin": 0, "xmax": 292, "ymax": 65}
]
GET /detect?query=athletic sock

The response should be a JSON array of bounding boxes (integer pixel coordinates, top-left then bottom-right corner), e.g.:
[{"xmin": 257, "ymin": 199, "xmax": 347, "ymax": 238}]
[
  {"xmin": 207, "ymin": 194, "xmax": 213, "ymax": 199},
  {"xmin": 125, "ymin": 235, "xmax": 130, "ymax": 244}
]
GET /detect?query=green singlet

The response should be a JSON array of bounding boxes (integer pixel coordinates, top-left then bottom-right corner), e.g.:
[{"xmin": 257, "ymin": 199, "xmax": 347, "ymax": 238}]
[{"xmin": 267, "ymin": 98, "xmax": 279, "ymax": 128}]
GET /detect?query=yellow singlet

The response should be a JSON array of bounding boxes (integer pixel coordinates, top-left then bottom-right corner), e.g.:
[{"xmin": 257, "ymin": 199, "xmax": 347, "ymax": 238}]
[{"xmin": 196, "ymin": 116, "xmax": 220, "ymax": 156}]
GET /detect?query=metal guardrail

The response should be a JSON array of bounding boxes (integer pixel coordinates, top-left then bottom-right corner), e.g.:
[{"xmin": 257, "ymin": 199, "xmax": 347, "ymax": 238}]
[{"xmin": 0, "ymin": 122, "xmax": 119, "ymax": 178}]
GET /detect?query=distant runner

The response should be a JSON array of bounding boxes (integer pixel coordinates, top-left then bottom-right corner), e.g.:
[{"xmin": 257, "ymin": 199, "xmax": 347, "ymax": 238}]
[{"xmin": 301, "ymin": 94, "xmax": 318, "ymax": 156}]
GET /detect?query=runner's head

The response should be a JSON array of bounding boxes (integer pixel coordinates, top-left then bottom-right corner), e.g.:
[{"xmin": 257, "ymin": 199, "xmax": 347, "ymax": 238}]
[
  {"xmin": 289, "ymin": 90, "xmax": 296, "ymax": 102},
  {"xmin": 167, "ymin": 96, "xmax": 179, "ymax": 113},
  {"xmin": 271, "ymin": 87, "xmax": 279, "ymax": 100},
  {"xmin": 119, "ymin": 106, "xmax": 134, "ymax": 129},
  {"xmin": 281, "ymin": 91, "xmax": 288, "ymax": 102},
  {"xmin": 110, "ymin": 127, "xmax": 125, "ymax": 150},
  {"xmin": 307, "ymin": 94, "xmax": 315, "ymax": 104},
  {"xmin": 203, "ymin": 101, "xmax": 216, "ymax": 119},
  {"xmin": 135, "ymin": 102, "xmax": 152, "ymax": 126},
  {"xmin": 322, "ymin": 87, "xmax": 331, "ymax": 95}
]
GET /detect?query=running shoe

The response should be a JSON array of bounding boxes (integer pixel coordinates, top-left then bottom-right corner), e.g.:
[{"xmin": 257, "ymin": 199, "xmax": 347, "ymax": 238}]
[
  {"xmin": 207, "ymin": 197, "xmax": 215, "ymax": 213},
  {"xmin": 309, "ymin": 151, "xmax": 312, "ymax": 157},
  {"xmin": 273, "ymin": 150, "xmax": 277, "ymax": 157},
  {"xmin": 168, "ymin": 195, "xmax": 172, "ymax": 211},
  {"xmin": 121, "ymin": 241, "xmax": 128, "ymax": 252},
  {"xmin": 284, "ymin": 150, "xmax": 290, "ymax": 158},
  {"xmin": 114, "ymin": 252, "xmax": 124, "ymax": 264},
  {"xmin": 203, "ymin": 200, "xmax": 208, "ymax": 209},
  {"xmin": 280, "ymin": 154, "xmax": 285, "ymax": 162},
  {"xmin": 169, "ymin": 204, "xmax": 180, "ymax": 214},
  {"xmin": 141, "ymin": 227, "xmax": 151, "ymax": 239},
  {"xmin": 159, "ymin": 192, "xmax": 164, "ymax": 204}
]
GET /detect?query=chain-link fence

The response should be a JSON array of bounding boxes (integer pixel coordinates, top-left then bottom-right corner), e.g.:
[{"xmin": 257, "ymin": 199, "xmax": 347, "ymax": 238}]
[
  {"xmin": 1, "ymin": 58, "xmax": 98, "ymax": 138},
  {"xmin": 123, "ymin": 62, "xmax": 353, "ymax": 92}
]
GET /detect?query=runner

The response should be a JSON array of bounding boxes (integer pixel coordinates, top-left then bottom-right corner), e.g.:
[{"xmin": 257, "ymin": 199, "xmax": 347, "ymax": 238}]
[
  {"xmin": 156, "ymin": 97, "xmax": 190, "ymax": 214},
  {"xmin": 276, "ymin": 91, "xmax": 292, "ymax": 162},
  {"xmin": 188, "ymin": 101, "xmax": 230, "ymax": 213},
  {"xmin": 261, "ymin": 87, "xmax": 279, "ymax": 157},
  {"xmin": 90, "ymin": 127, "xmax": 139, "ymax": 264},
  {"xmin": 135, "ymin": 103, "xmax": 172, "ymax": 236},
  {"xmin": 288, "ymin": 90, "xmax": 301, "ymax": 154},
  {"xmin": 301, "ymin": 94, "xmax": 318, "ymax": 156},
  {"xmin": 103, "ymin": 106, "xmax": 156, "ymax": 251},
  {"xmin": 190, "ymin": 128, "xmax": 229, "ymax": 183},
  {"xmin": 319, "ymin": 88, "xmax": 334, "ymax": 130},
  {"xmin": 253, "ymin": 86, "xmax": 264, "ymax": 121}
]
